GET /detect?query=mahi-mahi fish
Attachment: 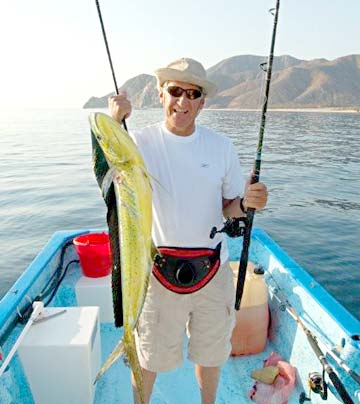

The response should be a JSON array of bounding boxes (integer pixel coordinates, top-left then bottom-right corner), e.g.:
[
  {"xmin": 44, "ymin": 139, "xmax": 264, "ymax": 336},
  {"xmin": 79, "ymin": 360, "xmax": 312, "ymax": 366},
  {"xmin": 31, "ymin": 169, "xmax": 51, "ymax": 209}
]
[{"xmin": 89, "ymin": 112, "xmax": 153, "ymax": 404}]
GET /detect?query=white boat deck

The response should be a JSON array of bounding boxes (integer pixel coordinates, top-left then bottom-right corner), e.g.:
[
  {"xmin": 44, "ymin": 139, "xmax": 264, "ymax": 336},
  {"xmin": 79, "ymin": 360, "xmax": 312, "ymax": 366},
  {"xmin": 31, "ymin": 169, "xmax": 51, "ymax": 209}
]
[
  {"xmin": 47, "ymin": 250, "xmax": 340, "ymax": 404},
  {"xmin": 94, "ymin": 324, "xmax": 303, "ymax": 404},
  {"xmin": 50, "ymin": 256, "xmax": 304, "ymax": 403}
]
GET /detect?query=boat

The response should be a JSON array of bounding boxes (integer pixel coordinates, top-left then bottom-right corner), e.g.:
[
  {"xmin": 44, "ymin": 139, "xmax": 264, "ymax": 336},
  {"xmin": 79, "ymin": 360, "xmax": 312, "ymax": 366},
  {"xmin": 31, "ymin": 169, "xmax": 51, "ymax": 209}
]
[{"xmin": 0, "ymin": 228, "xmax": 359, "ymax": 404}]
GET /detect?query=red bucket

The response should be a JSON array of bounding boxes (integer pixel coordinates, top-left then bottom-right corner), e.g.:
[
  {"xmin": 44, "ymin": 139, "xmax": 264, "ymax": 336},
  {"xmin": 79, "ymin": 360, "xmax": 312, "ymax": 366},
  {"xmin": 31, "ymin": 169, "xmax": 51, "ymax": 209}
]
[{"xmin": 73, "ymin": 232, "xmax": 112, "ymax": 278}]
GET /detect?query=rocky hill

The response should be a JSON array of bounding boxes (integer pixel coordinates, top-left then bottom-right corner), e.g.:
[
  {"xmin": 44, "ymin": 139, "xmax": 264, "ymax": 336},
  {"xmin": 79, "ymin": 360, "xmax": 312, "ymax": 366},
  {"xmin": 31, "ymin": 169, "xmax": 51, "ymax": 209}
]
[{"xmin": 83, "ymin": 54, "xmax": 360, "ymax": 109}]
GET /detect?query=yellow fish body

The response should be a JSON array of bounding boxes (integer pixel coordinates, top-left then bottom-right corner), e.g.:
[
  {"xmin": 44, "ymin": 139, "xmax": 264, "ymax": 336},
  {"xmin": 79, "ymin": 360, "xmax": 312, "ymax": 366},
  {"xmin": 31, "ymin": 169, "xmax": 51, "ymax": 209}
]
[{"xmin": 89, "ymin": 112, "xmax": 152, "ymax": 404}]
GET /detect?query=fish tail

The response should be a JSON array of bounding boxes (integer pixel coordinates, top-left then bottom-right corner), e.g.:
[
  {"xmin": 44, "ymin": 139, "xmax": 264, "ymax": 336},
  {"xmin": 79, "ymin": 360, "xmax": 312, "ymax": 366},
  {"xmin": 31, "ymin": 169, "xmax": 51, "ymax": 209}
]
[
  {"xmin": 94, "ymin": 339, "xmax": 125, "ymax": 384},
  {"xmin": 126, "ymin": 333, "xmax": 146, "ymax": 404}
]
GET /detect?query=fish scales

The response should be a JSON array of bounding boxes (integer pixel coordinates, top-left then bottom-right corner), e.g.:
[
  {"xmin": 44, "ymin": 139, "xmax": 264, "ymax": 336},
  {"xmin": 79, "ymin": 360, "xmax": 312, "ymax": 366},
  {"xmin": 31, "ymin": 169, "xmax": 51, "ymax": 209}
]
[
  {"xmin": 90, "ymin": 112, "xmax": 153, "ymax": 404},
  {"xmin": 116, "ymin": 165, "xmax": 151, "ymax": 327}
]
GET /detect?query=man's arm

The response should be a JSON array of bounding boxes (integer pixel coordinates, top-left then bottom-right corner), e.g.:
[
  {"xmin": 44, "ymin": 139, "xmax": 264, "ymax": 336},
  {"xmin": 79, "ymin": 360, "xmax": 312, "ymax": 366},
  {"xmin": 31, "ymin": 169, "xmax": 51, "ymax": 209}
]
[{"xmin": 222, "ymin": 196, "xmax": 245, "ymax": 218}]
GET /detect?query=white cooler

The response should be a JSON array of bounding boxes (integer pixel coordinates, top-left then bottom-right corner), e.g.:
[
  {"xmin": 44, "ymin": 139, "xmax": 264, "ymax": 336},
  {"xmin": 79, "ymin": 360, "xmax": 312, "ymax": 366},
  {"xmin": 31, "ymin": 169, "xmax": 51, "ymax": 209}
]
[
  {"xmin": 18, "ymin": 306, "xmax": 101, "ymax": 404},
  {"xmin": 75, "ymin": 274, "xmax": 115, "ymax": 323}
]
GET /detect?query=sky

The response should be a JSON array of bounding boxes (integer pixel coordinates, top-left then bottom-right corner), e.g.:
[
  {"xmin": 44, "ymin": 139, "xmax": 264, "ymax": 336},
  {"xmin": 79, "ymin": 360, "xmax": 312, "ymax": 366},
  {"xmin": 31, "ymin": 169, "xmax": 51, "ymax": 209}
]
[{"xmin": 1, "ymin": 0, "xmax": 359, "ymax": 108}]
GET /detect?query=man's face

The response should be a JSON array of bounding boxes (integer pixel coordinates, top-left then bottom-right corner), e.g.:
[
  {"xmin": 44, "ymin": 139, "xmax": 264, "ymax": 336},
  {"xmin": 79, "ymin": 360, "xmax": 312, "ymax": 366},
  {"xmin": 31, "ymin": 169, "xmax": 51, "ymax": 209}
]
[{"xmin": 159, "ymin": 80, "xmax": 205, "ymax": 136}]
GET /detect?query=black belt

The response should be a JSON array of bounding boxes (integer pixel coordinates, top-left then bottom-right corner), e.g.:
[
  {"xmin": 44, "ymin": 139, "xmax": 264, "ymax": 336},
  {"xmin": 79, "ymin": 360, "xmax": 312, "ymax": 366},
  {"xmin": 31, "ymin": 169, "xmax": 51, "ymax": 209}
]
[{"xmin": 152, "ymin": 243, "xmax": 221, "ymax": 294}]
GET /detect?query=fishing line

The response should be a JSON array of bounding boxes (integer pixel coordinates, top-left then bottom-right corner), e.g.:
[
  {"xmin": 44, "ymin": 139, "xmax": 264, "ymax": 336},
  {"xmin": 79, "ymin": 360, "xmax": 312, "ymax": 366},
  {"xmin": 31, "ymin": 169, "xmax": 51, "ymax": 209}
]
[
  {"xmin": 95, "ymin": 0, "xmax": 128, "ymax": 131},
  {"xmin": 256, "ymin": 61, "xmax": 267, "ymax": 120},
  {"xmin": 235, "ymin": 0, "xmax": 280, "ymax": 311}
]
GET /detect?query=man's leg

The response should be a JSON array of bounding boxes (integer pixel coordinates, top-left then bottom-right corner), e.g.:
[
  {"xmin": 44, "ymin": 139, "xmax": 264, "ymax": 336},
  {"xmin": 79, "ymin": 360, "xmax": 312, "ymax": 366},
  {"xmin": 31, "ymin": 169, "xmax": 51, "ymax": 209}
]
[
  {"xmin": 132, "ymin": 368, "xmax": 157, "ymax": 404},
  {"xmin": 195, "ymin": 365, "xmax": 220, "ymax": 404},
  {"xmin": 189, "ymin": 264, "xmax": 235, "ymax": 404}
]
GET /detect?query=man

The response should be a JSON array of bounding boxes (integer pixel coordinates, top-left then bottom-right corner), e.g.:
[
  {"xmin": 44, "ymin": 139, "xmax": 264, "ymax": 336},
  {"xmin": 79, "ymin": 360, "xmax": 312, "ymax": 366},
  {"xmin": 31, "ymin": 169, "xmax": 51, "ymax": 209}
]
[{"xmin": 109, "ymin": 58, "xmax": 268, "ymax": 404}]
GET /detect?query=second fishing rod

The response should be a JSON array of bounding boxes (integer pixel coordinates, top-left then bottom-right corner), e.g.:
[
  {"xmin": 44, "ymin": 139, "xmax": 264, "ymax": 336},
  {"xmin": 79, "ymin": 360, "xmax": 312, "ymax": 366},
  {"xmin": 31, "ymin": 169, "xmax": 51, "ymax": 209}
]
[{"xmin": 235, "ymin": 0, "xmax": 280, "ymax": 311}]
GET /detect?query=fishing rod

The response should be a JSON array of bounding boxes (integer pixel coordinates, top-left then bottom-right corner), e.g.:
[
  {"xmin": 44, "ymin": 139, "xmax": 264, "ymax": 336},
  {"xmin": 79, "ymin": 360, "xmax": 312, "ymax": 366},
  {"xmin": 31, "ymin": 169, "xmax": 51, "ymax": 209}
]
[
  {"xmin": 269, "ymin": 281, "xmax": 356, "ymax": 404},
  {"xmin": 325, "ymin": 347, "xmax": 360, "ymax": 386},
  {"xmin": 95, "ymin": 0, "xmax": 128, "ymax": 131},
  {"xmin": 93, "ymin": 0, "xmax": 126, "ymax": 328},
  {"xmin": 235, "ymin": 0, "xmax": 280, "ymax": 311}
]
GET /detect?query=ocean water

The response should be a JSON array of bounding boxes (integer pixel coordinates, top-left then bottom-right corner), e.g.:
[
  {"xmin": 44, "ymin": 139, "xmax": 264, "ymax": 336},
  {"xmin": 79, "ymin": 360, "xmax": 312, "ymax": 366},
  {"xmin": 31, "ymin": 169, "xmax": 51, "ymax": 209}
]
[{"xmin": 0, "ymin": 108, "xmax": 359, "ymax": 320}]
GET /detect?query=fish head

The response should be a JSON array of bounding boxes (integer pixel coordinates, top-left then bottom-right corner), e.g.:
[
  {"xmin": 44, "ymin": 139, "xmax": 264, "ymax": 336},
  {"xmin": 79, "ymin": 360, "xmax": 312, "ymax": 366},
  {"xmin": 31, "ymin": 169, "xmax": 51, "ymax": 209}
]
[{"xmin": 89, "ymin": 112, "xmax": 143, "ymax": 167}]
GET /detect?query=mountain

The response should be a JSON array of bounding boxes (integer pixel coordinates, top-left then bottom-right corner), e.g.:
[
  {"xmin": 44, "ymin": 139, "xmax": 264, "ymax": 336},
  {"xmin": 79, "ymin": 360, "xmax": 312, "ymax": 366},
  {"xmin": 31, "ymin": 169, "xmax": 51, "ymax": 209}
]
[
  {"xmin": 84, "ymin": 74, "xmax": 161, "ymax": 109},
  {"xmin": 83, "ymin": 54, "xmax": 360, "ymax": 109}
]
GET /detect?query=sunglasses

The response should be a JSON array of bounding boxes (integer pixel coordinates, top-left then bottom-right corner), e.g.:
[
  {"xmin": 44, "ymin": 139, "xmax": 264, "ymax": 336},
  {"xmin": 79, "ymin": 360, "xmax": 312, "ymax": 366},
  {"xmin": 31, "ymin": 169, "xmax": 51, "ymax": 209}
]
[{"xmin": 165, "ymin": 85, "xmax": 203, "ymax": 100}]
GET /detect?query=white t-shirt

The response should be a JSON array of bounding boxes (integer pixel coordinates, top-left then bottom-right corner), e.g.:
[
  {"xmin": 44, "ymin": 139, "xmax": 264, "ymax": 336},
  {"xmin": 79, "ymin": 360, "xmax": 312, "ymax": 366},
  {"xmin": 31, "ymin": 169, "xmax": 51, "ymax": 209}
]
[{"xmin": 131, "ymin": 122, "xmax": 245, "ymax": 263}]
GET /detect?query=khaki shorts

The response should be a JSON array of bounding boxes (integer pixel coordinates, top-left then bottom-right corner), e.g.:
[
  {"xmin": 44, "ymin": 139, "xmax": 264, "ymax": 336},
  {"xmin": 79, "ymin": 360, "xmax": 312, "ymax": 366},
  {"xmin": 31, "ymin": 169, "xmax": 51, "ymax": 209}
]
[{"xmin": 135, "ymin": 262, "xmax": 235, "ymax": 372}]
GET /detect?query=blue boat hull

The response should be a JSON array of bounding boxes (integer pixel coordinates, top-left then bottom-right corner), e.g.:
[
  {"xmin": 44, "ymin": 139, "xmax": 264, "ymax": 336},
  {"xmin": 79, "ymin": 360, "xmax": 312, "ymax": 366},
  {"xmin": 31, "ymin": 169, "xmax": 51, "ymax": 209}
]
[{"xmin": 0, "ymin": 228, "xmax": 359, "ymax": 403}]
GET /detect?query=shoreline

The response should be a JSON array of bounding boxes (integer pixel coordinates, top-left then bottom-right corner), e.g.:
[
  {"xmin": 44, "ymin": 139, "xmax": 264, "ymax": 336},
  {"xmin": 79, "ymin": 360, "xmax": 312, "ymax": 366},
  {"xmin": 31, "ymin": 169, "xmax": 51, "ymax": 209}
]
[
  {"xmin": 3, "ymin": 106, "xmax": 358, "ymax": 114},
  {"xmin": 205, "ymin": 107, "xmax": 360, "ymax": 114},
  {"xmin": 83, "ymin": 106, "xmax": 360, "ymax": 114}
]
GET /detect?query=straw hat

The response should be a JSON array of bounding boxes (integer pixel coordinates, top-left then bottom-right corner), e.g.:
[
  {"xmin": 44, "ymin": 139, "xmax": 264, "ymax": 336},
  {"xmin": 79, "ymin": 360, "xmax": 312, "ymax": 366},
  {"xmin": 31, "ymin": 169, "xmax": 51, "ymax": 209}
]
[{"xmin": 155, "ymin": 58, "xmax": 217, "ymax": 98}]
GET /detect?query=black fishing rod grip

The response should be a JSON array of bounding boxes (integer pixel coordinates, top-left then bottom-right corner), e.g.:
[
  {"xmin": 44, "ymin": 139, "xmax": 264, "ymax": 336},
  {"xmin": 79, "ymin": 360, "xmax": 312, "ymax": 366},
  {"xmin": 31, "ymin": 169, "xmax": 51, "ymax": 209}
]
[
  {"xmin": 350, "ymin": 369, "xmax": 360, "ymax": 385},
  {"xmin": 328, "ymin": 371, "xmax": 354, "ymax": 404},
  {"xmin": 235, "ymin": 209, "xmax": 255, "ymax": 310}
]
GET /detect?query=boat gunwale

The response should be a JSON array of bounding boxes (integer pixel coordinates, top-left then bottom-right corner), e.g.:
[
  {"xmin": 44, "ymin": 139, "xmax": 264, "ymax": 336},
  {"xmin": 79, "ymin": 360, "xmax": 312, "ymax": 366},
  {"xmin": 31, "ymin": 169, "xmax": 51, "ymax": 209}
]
[
  {"xmin": 0, "ymin": 229, "xmax": 91, "ymax": 331},
  {"xmin": 0, "ymin": 228, "xmax": 358, "ymax": 344},
  {"xmin": 251, "ymin": 228, "xmax": 360, "ymax": 342}
]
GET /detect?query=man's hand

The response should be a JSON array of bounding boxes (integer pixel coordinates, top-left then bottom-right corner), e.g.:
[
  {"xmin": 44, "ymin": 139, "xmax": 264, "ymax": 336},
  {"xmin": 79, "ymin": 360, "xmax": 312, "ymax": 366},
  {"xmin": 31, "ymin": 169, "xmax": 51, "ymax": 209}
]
[
  {"xmin": 108, "ymin": 91, "xmax": 132, "ymax": 123},
  {"xmin": 222, "ymin": 182, "xmax": 268, "ymax": 218},
  {"xmin": 243, "ymin": 182, "xmax": 268, "ymax": 211}
]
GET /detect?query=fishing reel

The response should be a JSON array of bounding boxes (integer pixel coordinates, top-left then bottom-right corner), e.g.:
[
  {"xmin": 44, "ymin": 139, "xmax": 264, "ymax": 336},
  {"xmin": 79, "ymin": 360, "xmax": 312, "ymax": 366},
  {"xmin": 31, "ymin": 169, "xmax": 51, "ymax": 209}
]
[
  {"xmin": 209, "ymin": 217, "xmax": 248, "ymax": 239},
  {"xmin": 308, "ymin": 371, "xmax": 328, "ymax": 399},
  {"xmin": 299, "ymin": 371, "xmax": 328, "ymax": 402}
]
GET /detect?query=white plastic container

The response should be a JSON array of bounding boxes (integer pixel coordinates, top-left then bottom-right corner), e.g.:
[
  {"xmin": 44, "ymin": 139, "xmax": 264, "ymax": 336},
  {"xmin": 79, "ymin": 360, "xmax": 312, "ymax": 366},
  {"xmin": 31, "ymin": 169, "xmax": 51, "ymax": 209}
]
[
  {"xmin": 230, "ymin": 261, "xmax": 269, "ymax": 355},
  {"xmin": 18, "ymin": 306, "xmax": 101, "ymax": 404},
  {"xmin": 76, "ymin": 274, "xmax": 114, "ymax": 323}
]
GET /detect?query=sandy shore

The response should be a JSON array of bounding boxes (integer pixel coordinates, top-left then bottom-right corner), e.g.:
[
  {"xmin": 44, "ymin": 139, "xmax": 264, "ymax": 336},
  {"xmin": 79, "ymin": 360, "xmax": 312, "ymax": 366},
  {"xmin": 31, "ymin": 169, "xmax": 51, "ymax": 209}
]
[
  {"xmin": 206, "ymin": 107, "xmax": 360, "ymax": 114},
  {"xmin": 269, "ymin": 108, "xmax": 359, "ymax": 114}
]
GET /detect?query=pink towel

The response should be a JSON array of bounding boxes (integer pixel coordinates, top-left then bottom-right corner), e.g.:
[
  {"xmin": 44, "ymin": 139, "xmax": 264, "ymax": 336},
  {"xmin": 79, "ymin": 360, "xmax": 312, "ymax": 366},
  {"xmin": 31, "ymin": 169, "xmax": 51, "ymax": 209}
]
[{"xmin": 248, "ymin": 352, "xmax": 297, "ymax": 404}]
